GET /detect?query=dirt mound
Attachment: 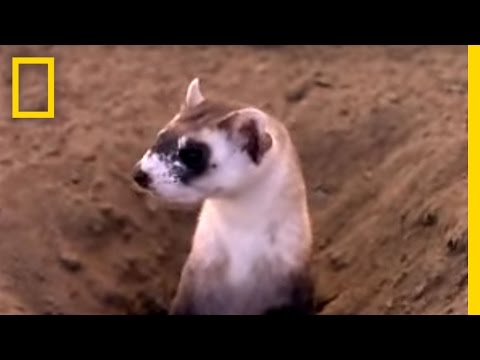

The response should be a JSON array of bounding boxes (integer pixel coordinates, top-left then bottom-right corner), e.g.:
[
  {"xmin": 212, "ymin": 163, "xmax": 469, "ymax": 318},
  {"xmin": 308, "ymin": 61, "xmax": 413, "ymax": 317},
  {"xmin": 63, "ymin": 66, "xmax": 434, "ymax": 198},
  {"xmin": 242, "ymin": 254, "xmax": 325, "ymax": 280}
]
[{"xmin": 0, "ymin": 45, "xmax": 467, "ymax": 314}]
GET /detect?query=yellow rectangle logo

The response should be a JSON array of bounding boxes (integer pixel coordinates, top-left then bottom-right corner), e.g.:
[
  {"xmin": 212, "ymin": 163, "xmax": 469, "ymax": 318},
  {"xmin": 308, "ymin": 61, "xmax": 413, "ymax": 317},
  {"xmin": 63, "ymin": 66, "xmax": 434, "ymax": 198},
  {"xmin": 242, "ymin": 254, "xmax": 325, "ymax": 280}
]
[{"xmin": 11, "ymin": 57, "xmax": 55, "ymax": 119}]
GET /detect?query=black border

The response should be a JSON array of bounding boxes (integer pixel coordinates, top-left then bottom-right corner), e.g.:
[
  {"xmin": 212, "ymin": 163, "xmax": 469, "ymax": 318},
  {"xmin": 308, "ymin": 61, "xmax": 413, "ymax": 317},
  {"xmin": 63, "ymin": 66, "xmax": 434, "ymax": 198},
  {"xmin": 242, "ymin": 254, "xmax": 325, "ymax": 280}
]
[
  {"xmin": 0, "ymin": 315, "xmax": 474, "ymax": 349},
  {"xmin": 0, "ymin": 6, "xmax": 476, "ymax": 44}
]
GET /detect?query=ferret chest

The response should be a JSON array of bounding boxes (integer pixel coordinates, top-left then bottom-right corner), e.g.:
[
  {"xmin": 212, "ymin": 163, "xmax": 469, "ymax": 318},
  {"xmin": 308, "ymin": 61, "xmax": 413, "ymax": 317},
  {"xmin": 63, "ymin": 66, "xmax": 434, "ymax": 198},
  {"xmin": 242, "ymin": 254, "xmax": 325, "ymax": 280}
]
[{"xmin": 198, "ymin": 221, "xmax": 275, "ymax": 284}]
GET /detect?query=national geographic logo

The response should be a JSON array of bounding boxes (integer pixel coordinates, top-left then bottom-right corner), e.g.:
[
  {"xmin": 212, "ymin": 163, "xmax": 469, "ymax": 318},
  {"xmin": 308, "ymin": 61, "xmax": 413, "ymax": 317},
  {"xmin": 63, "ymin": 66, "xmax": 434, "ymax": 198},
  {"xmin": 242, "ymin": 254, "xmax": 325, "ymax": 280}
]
[{"xmin": 11, "ymin": 57, "xmax": 55, "ymax": 119}]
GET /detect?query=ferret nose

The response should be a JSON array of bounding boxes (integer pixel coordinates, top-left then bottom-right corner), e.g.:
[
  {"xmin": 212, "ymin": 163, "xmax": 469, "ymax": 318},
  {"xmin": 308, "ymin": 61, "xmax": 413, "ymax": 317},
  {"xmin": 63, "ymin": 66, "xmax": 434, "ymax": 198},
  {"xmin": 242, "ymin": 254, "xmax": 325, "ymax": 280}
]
[{"xmin": 133, "ymin": 167, "xmax": 151, "ymax": 189}]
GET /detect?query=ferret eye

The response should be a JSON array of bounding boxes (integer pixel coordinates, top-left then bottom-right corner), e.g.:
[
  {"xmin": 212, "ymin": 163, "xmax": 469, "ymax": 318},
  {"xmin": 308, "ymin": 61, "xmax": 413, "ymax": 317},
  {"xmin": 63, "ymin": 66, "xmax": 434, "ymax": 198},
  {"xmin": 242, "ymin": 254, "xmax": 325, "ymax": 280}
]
[{"xmin": 178, "ymin": 141, "xmax": 210, "ymax": 174}]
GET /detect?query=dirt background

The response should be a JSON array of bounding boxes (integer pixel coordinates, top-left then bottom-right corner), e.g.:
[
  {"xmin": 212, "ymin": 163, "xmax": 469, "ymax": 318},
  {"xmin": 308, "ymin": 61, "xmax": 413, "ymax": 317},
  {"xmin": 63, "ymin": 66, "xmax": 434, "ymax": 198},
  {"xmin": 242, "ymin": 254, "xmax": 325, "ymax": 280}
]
[{"xmin": 0, "ymin": 45, "xmax": 467, "ymax": 314}]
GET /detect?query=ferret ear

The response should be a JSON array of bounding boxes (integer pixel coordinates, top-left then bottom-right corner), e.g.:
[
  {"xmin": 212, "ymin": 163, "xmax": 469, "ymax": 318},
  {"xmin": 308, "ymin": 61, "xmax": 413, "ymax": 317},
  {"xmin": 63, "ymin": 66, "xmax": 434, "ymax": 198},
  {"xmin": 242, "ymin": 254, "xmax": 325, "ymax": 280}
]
[
  {"xmin": 183, "ymin": 78, "xmax": 205, "ymax": 109},
  {"xmin": 219, "ymin": 107, "xmax": 273, "ymax": 165}
]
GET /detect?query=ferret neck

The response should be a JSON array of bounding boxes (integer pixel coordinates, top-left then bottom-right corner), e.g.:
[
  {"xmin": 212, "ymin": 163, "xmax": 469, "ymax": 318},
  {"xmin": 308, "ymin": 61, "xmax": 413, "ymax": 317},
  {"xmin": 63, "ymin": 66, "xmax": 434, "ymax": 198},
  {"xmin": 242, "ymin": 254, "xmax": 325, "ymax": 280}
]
[{"xmin": 205, "ymin": 154, "xmax": 305, "ymax": 226}]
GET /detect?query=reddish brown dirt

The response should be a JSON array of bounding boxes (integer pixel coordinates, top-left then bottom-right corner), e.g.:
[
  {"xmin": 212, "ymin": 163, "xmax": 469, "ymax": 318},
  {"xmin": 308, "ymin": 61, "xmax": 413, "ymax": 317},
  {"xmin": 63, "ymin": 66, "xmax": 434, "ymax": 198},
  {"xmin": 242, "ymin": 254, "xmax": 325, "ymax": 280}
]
[{"xmin": 0, "ymin": 45, "xmax": 467, "ymax": 314}]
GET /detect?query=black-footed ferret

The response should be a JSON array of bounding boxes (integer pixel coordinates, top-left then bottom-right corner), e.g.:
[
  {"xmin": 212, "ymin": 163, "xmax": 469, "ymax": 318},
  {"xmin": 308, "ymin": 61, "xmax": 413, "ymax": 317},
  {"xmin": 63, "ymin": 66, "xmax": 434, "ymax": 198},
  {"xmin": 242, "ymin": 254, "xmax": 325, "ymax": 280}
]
[{"xmin": 133, "ymin": 79, "xmax": 313, "ymax": 315}]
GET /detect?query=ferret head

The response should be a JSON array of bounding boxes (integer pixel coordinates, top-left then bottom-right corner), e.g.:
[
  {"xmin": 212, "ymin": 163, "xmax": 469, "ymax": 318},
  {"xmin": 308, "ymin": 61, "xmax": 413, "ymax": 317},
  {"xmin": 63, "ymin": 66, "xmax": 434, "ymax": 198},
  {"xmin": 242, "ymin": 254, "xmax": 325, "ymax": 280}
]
[{"xmin": 132, "ymin": 78, "xmax": 274, "ymax": 205}]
